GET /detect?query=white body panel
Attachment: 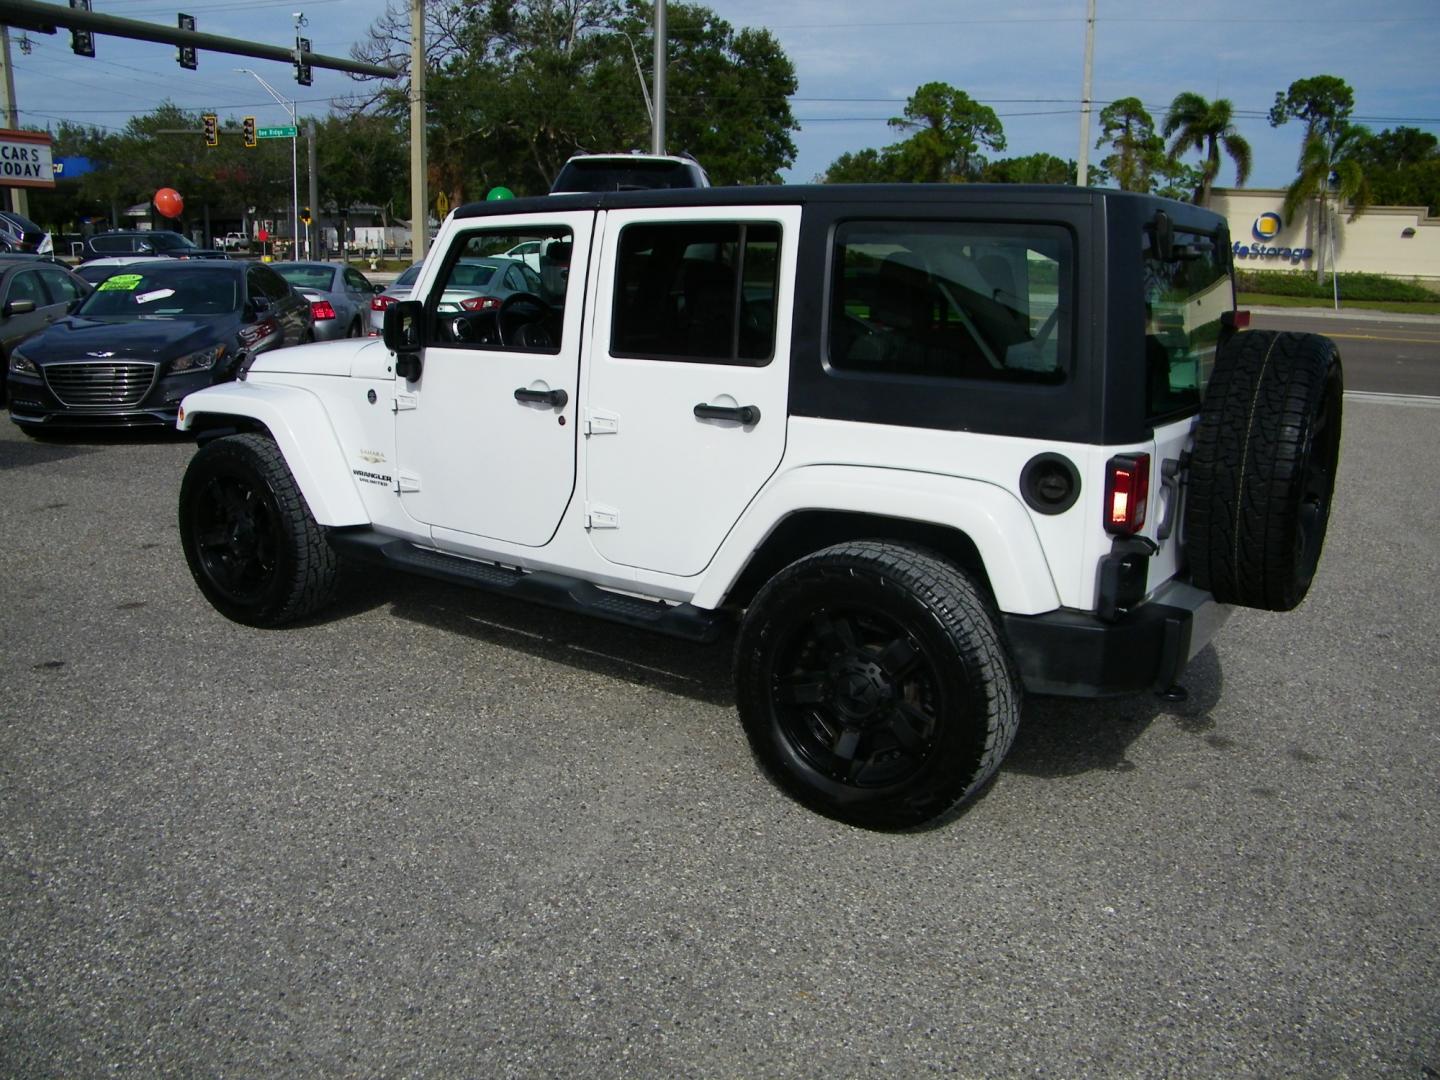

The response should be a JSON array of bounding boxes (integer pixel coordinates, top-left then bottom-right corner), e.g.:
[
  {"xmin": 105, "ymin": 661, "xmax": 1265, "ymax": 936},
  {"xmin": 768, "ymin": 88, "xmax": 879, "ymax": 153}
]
[
  {"xmin": 583, "ymin": 204, "xmax": 802, "ymax": 576},
  {"xmin": 177, "ymin": 201, "xmax": 1193, "ymax": 623}
]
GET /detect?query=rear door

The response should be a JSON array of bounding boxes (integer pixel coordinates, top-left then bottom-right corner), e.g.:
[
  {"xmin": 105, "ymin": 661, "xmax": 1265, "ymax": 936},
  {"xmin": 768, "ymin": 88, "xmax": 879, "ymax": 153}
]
[{"xmin": 584, "ymin": 204, "xmax": 801, "ymax": 577}]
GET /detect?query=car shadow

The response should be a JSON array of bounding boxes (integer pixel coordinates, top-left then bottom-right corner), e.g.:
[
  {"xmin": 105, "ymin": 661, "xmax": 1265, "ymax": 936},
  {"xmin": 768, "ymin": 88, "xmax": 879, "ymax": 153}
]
[{"xmin": 356, "ymin": 570, "xmax": 1225, "ymax": 775}]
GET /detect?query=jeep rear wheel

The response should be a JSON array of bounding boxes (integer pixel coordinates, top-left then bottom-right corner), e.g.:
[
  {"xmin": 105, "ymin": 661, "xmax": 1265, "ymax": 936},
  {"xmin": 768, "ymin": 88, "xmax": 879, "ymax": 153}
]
[
  {"xmin": 1185, "ymin": 330, "xmax": 1343, "ymax": 611},
  {"xmin": 734, "ymin": 541, "xmax": 1020, "ymax": 830},
  {"xmin": 179, "ymin": 433, "xmax": 340, "ymax": 627}
]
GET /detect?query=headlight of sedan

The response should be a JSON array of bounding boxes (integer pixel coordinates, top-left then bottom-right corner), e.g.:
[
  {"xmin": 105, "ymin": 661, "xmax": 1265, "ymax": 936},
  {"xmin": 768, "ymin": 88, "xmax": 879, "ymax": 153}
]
[
  {"xmin": 8, "ymin": 346, "xmax": 38, "ymax": 376},
  {"xmin": 170, "ymin": 344, "xmax": 226, "ymax": 373}
]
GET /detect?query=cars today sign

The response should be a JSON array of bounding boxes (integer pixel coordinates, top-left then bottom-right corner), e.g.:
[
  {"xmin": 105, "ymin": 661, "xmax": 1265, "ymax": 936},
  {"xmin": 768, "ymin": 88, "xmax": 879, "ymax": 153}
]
[{"xmin": 0, "ymin": 129, "xmax": 56, "ymax": 189}]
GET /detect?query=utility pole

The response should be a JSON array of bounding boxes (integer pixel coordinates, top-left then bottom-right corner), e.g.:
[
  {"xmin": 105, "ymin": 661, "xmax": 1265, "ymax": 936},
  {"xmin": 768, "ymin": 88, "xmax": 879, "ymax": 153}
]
[
  {"xmin": 307, "ymin": 121, "xmax": 318, "ymax": 259},
  {"xmin": 238, "ymin": 67, "xmax": 299, "ymax": 260},
  {"xmin": 651, "ymin": 0, "xmax": 665, "ymax": 155},
  {"xmin": 0, "ymin": 25, "xmax": 30, "ymax": 216},
  {"xmin": 410, "ymin": 0, "xmax": 426, "ymax": 262},
  {"xmin": 1076, "ymin": 0, "xmax": 1096, "ymax": 187}
]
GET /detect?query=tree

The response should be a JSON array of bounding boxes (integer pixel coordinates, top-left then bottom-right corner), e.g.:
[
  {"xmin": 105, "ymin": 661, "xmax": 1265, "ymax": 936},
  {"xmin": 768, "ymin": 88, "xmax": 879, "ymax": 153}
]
[
  {"xmin": 1162, "ymin": 92, "xmax": 1252, "ymax": 204},
  {"xmin": 981, "ymin": 153, "xmax": 1074, "ymax": 185},
  {"xmin": 1268, "ymin": 75, "xmax": 1354, "ymax": 154},
  {"xmin": 1358, "ymin": 127, "xmax": 1440, "ymax": 212},
  {"xmin": 348, "ymin": 0, "xmax": 797, "ymax": 199},
  {"xmin": 886, "ymin": 83, "xmax": 1005, "ymax": 182},
  {"xmin": 1096, "ymin": 97, "xmax": 1164, "ymax": 192},
  {"xmin": 1284, "ymin": 122, "xmax": 1373, "ymax": 283},
  {"xmin": 821, "ymin": 82, "xmax": 1005, "ymax": 184}
]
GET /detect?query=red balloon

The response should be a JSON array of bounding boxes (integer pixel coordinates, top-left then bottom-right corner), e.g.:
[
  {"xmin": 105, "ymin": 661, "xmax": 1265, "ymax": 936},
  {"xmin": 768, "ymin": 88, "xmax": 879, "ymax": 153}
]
[{"xmin": 154, "ymin": 188, "xmax": 184, "ymax": 219}]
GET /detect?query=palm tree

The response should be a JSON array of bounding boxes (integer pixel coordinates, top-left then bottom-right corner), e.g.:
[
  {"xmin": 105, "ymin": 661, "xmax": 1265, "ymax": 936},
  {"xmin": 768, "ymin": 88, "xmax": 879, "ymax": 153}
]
[
  {"xmin": 1162, "ymin": 92, "xmax": 1252, "ymax": 205},
  {"xmin": 1284, "ymin": 122, "xmax": 1373, "ymax": 284}
]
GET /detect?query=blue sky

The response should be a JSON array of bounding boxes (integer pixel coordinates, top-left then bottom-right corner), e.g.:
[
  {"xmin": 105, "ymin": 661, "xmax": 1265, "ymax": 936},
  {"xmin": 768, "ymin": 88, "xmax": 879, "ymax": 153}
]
[{"xmin": 9, "ymin": 0, "xmax": 1440, "ymax": 194}]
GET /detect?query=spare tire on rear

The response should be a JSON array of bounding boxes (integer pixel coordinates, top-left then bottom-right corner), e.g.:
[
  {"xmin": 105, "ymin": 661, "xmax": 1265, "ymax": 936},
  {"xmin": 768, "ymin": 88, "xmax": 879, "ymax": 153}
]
[{"xmin": 1184, "ymin": 329, "xmax": 1342, "ymax": 612}]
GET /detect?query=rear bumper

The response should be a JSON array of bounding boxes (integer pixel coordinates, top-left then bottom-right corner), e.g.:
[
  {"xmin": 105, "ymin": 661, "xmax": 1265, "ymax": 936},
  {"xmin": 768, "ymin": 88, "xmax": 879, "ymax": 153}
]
[{"xmin": 1002, "ymin": 581, "xmax": 1231, "ymax": 698}]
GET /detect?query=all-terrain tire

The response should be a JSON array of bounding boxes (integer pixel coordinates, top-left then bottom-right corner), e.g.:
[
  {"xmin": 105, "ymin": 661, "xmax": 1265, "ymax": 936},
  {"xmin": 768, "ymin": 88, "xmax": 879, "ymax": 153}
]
[
  {"xmin": 178, "ymin": 433, "xmax": 340, "ymax": 627},
  {"xmin": 734, "ymin": 541, "xmax": 1021, "ymax": 830},
  {"xmin": 1185, "ymin": 329, "xmax": 1342, "ymax": 611}
]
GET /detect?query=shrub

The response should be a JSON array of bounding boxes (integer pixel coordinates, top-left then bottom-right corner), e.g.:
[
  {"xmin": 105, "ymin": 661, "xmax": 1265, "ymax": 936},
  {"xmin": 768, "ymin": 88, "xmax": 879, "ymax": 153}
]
[{"xmin": 1235, "ymin": 270, "xmax": 1438, "ymax": 301}]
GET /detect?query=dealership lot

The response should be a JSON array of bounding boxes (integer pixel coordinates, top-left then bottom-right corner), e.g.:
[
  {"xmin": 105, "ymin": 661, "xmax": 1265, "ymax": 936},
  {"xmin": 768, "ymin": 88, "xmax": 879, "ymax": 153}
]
[{"xmin": 1, "ymin": 398, "xmax": 1436, "ymax": 1077}]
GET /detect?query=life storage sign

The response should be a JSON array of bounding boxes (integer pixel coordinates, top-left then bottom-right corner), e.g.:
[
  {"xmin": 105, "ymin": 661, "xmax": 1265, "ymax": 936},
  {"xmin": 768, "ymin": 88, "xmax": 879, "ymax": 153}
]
[{"xmin": 0, "ymin": 129, "xmax": 56, "ymax": 189}]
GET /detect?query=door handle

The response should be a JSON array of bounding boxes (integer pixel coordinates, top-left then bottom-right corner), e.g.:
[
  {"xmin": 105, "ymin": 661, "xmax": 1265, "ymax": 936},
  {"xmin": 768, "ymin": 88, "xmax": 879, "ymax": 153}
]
[
  {"xmin": 514, "ymin": 386, "xmax": 568, "ymax": 408},
  {"xmin": 694, "ymin": 403, "xmax": 761, "ymax": 425}
]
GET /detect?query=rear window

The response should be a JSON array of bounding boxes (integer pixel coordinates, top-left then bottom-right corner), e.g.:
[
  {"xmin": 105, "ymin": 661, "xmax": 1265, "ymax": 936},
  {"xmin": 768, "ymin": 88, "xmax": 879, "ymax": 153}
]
[
  {"xmin": 1144, "ymin": 230, "xmax": 1231, "ymax": 419},
  {"xmin": 275, "ymin": 265, "xmax": 335, "ymax": 290},
  {"xmin": 552, "ymin": 158, "xmax": 703, "ymax": 193},
  {"xmin": 829, "ymin": 221, "xmax": 1071, "ymax": 384}
]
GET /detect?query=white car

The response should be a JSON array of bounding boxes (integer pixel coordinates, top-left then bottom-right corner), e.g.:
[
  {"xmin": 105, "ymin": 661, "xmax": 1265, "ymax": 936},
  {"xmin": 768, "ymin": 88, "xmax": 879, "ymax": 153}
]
[{"xmin": 174, "ymin": 186, "xmax": 1342, "ymax": 830}]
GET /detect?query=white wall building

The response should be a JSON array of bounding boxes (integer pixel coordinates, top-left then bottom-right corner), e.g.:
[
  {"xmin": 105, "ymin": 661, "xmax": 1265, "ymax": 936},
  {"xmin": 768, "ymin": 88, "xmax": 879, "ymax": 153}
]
[{"xmin": 1207, "ymin": 187, "xmax": 1440, "ymax": 282}]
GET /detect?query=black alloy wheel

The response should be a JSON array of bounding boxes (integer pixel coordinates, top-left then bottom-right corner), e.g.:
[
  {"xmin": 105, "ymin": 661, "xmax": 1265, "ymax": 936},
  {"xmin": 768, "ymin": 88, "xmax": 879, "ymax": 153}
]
[
  {"xmin": 179, "ymin": 433, "xmax": 339, "ymax": 626},
  {"xmin": 735, "ymin": 541, "xmax": 1020, "ymax": 830}
]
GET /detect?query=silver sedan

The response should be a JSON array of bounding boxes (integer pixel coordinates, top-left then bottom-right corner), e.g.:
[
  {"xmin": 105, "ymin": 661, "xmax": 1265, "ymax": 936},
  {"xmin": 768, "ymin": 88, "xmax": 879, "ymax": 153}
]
[{"xmin": 272, "ymin": 261, "xmax": 381, "ymax": 340}]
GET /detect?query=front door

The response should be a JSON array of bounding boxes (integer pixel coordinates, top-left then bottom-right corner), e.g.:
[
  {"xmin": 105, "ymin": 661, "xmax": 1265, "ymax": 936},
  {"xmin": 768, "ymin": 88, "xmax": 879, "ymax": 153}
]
[
  {"xmin": 394, "ymin": 211, "xmax": 593, "ymax": 547},
  {"xmin": 585, "ymin": 205, "xmax": 801, "ymax": 577}
]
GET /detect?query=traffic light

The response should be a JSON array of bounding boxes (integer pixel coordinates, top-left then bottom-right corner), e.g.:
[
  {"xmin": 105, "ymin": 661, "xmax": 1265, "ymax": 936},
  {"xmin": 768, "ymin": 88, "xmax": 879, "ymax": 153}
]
[
  {"xmin": 294, "ymin": 36, "xmax": 312, "ymax": 87},
  {"xmin": 300, "ymin": 207, "xmax": 312, "ymax": 226},
  {"xmin": 69, "ymin": 0, "xmax": 95, "ymax": 57},
  {"xmin": 242, "ymin": 117, "xmax": 257, "ymax": 149},
  {"xmin": 177, "ymin": 13, "xmax": 197, "ymax": 69},
  {"xmin": 202, "ymin": 114, "xmax": 218, "ymax": 148}
]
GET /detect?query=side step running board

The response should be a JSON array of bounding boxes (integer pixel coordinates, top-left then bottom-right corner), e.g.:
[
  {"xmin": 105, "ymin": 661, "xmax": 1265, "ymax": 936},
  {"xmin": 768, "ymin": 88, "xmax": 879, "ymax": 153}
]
[{"xmin": 328, "ymin": 530, "xmax": 724, "ymax": 643}]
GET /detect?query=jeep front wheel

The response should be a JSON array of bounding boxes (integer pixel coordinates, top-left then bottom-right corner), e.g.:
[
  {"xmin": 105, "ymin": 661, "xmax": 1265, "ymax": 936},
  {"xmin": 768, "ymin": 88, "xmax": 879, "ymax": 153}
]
[
  {"xmin": 734, "ymin": 541, "xmax": 1020, "ymax": 830},
  {"xmin": 1185, "ymin": 329, "xmax": 1343, "ymax": 611},
  {"xmin": 179, "ymin": 433, "xmax": 340, "ymax": 627}
]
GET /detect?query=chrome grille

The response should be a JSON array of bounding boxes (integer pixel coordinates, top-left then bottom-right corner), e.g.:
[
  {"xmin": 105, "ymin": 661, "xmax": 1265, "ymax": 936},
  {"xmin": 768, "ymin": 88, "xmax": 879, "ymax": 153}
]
[{"xmin": 44, "ymin": 361, "xmax": 158, "ymax": 408}]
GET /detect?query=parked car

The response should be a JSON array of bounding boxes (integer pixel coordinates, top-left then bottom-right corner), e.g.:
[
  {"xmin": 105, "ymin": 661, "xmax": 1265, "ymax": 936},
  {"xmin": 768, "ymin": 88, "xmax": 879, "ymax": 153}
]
[
  {"xmin": 218, "ymin": 232, "xmax": 250, "ymax": 252},
  {"xmin": 76, "ymin": 230, "xmax": 228, "ymax": 263},
  {"xmin": 0, "ymin": 255, "xmax": 92, "ymax": 406},
  {"xmin": 271, "ymin": 261, "xmax": 380, "ymax": 340},
  {"xmin": 0, "ymin": 210, "xmax": 52, "ymax": 255},
  {"xmin": 173, "ymin": 184, "xmax": 1344, "ymax": 829},
  {"xmin": 366, "ymin": 262, "xmax": 424, "ymax": 335},
  {"xmin": 7, "ymin": 260, "xmax": 311, "ymax": 434},
  {"xmin": 549, "ymin": 152, "xmax": 710, "ymax": 194}
]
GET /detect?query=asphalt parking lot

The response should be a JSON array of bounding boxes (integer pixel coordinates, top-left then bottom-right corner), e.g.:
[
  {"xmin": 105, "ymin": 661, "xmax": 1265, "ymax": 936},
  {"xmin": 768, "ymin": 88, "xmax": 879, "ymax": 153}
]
[{"xmin": 2, "ymin": 397, "xmax": 1437, "ymax": 1078}]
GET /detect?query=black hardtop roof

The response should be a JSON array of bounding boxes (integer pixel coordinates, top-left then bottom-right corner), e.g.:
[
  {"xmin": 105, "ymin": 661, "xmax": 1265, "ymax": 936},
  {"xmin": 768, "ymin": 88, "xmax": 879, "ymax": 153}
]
[{"xmin": 455, "ymin": 183, "xmax": 1226, "ymax": 231}]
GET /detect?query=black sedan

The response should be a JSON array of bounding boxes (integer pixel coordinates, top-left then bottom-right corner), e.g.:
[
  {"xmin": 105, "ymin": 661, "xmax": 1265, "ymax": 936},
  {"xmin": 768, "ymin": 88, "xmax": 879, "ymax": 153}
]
[
  {"xmin": 6, "ymin": 261, "xmax": 312, "ymax": 435},
  {"xmin": 0, "ymin": 255, "xmax": 92, "ymax": 406}
]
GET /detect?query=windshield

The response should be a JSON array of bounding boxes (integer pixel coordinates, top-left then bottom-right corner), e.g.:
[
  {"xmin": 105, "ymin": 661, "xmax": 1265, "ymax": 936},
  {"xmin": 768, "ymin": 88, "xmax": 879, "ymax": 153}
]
[
  {"xmin": 275, "ymin": 265, "xmax": 335, "ymax": 290},
  {"xmin": 552, "ymin": 159, "xmax": 702, "ymax": 192},
  {"xmin": 76, "ymin": 270, "xmax": 240, "ymax": 317},
  {"xmin": 143, "ymin": 232, "xmax": 198, "ymax": 252}
]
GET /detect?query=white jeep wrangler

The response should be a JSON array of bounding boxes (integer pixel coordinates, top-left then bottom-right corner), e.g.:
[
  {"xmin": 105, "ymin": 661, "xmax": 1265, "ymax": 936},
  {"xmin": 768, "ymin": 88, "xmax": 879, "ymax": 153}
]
[{"xmin": 176, "ymin": 185, "xmax": 1342, "ymax": 829}]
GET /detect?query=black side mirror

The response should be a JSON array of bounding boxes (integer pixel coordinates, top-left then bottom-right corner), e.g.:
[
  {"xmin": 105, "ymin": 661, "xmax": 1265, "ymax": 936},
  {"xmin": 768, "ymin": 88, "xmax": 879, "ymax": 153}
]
[
  {"xmin": 251, "ymin": 294, "xmax": 272, "ymax": 313},
  {"xmin": 385, "ymin": 299, "xmax": 425, "ymax": 380},
  {"xmin": 3, "ymin": 299, "xmax": 36, "ymax": 317},
  {"xmin": 372, "ymin": 282, "xmax": 387, "ymax": 294}
]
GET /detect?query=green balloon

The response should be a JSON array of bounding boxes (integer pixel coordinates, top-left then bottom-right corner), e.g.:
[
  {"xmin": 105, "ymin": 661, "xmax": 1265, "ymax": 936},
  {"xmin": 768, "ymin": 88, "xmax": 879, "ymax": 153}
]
[{"xmin": 486, "ymin": 186, "xmax": 515, "ymax": 201}]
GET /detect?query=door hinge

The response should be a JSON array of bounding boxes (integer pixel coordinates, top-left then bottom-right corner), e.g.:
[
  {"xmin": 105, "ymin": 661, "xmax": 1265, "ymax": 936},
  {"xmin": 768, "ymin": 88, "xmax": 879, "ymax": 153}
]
[
  {"xmin": 396, "ymin": 471, "xmax": 421, "ymax": 493},
  {"xmin": 584, "ymin": 409, "xmax": 619, "ymax": 436},
  {"xmin": 585, "ymin": 503, "xmax": 619, "ymax": 529},
  {"xmin": 392, "ymin": 394, "xmax": 418, "ymax": 412}
]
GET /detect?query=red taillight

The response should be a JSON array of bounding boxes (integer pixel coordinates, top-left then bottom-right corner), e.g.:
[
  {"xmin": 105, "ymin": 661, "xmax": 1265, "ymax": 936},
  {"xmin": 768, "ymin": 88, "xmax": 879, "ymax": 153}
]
[
  {"xmin": 1222, "ymin": 309, "xmax": 1251, "ymax": 331},
  {"xmin": 370, "ymin": 294, "xmax": 397, "ymax": 312},
  {"xmin": 459, "ymin": 295, "xmax": 501, "ymax": 311},
  {"xmin": 310, "ymin": 299, "xmax": 337, "ymax": 321},
  {"xmin": 1104, "ymin": 453, "xmax": 1150, "ymax": 535}
]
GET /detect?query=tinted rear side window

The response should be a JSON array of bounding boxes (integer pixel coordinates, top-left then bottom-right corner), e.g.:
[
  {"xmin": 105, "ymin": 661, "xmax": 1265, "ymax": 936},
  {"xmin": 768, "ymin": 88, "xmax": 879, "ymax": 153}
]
[
  {"xmin": 1144, "ymin": 230, "xmax": 1230, "ymax": 420},
  {"xmin": 612, "ymin": 221, "xmax": 780, "ymax": 365},
  {"xmin": 829, "ymin": 221, "xmax": 1071, "ymax": 384}
]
